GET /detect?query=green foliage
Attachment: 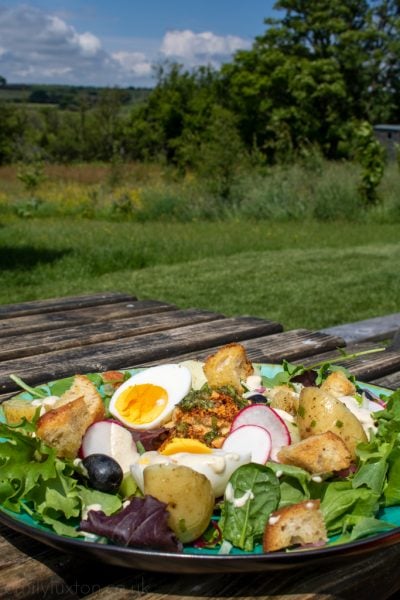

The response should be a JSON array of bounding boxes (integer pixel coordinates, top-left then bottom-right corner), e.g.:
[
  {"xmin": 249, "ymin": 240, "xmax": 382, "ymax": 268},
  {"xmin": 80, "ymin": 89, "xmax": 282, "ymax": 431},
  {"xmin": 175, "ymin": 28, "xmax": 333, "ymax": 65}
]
[
  {"xmin": 192, "ymin": 106, "xmax": 247, "ymax": 202},
  {"xmin": 0, "ymin": 1, "xmax": 399, "ymax": 172},
  {"xmin": 17, "ymin": 161, "xmax": 45, "ymax": 194},
  {"xmin": 353, "ymin": 121, "xmax": 386, "ymax": 206}
]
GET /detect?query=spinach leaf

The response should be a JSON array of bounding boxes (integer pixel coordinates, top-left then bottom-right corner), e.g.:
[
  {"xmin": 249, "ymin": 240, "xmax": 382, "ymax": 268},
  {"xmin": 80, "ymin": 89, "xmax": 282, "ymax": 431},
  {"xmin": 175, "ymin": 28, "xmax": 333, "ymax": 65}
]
[
  {"xmin": 219, "ymin": 464, "xmax": 280, "ymax": 551},
  {"xmin": 266, "ymin": 462, "xmax": 311, "ymax": 507}
]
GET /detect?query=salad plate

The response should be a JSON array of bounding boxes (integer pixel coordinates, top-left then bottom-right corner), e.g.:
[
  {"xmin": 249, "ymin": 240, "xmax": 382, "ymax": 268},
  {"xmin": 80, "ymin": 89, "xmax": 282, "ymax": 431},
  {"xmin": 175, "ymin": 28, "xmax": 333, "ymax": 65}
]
[{"xmin": 1, "ymin": 363, "xmax": 400, "ymax": 573}]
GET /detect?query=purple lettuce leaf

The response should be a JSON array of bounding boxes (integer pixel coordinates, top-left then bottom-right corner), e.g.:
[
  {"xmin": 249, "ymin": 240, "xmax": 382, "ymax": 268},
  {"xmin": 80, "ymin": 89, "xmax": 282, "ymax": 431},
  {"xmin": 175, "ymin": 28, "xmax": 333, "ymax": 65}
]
[
  {"xmin": 79, "ymin": 495, "xmax": 182, "ymax": 552},
  {"xmin": 291, "ymin": 369, "xmax": 318, "ymax": 387}
]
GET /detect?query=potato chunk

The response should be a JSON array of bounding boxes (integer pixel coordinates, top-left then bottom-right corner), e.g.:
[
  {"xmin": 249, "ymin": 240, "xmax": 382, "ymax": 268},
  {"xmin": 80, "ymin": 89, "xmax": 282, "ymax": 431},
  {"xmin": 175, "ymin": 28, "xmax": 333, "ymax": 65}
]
[
  {"xmin": 297, "ymin": 386, "xmax": 367, "ymax": 459},
  {"xmin": 143, "ymin": 464, "xmax": 214, "ymax": 543}
]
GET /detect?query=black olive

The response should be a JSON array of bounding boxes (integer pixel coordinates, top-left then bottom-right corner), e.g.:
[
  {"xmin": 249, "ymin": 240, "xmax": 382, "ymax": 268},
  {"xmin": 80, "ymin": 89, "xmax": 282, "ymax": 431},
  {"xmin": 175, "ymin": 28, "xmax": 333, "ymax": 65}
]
[
  {"xmin": 82, "ymin": 454, "xmax": 123, "ymax": 493},
  {"xmin": 248, "ymin": 393, "xmax": 268, "ymax": 404}
]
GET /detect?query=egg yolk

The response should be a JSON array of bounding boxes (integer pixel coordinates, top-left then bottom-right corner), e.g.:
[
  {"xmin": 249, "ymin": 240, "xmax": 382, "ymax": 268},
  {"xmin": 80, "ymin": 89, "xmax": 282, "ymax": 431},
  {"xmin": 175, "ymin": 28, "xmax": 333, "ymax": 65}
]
[
  {"xmin": 160, "ymin": 438, "xmax": 212, "ymax": 455},
  {"xmin": 115, "ymin": 383, "xmax": 168, "ymax": 425}
]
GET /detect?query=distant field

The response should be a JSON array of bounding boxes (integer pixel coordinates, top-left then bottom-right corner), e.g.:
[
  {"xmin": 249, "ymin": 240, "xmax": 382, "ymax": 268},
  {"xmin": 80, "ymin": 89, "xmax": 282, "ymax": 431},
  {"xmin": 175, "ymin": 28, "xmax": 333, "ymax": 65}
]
[
  {"xmin": 1, "ymin": 216, "xmax": 399, "ymax": 331},
  {"xmin": 0, "ymin": 83, "xmax": 150, "ymax": 107}
]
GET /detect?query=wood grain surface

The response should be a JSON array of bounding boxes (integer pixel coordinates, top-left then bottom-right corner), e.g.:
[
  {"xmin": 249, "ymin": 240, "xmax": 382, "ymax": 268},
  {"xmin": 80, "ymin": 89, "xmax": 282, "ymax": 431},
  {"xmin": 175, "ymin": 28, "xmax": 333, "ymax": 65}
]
[
  {"xmin": 1, "ymin": 292, "xmax": 400, "ymax": 600},
  {"xmin": 0, "ymin": 292, "xmax": 137, "ymax": 319}
]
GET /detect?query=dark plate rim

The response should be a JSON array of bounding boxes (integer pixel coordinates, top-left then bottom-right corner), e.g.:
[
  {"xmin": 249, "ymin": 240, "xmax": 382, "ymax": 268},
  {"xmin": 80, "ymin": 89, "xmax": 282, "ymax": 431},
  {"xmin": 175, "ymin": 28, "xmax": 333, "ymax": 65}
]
[{"xmin": 1, "ymin": 364, "xmax": 399, "ymax": 572}]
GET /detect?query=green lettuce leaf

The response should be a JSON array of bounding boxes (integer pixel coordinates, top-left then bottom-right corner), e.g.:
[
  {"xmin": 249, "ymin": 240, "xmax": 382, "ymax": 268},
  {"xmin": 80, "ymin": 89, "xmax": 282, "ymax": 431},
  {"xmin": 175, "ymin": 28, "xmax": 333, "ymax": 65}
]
[{"xmin": 219, "ymin": 464, "xmax": 280, "ymax": 551}]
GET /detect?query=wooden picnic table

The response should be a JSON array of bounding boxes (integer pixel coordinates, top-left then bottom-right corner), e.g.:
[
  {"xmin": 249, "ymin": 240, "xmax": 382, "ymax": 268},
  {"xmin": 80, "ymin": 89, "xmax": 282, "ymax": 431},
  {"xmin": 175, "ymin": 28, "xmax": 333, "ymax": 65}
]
[{"xmin": 1, "ymin": 291, "xmax": 400, "ymax": 600}]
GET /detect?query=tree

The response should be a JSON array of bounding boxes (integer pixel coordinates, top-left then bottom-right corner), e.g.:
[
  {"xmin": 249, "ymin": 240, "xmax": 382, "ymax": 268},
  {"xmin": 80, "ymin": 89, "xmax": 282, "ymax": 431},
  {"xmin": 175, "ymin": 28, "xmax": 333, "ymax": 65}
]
[
  {"xmin": 125, "ymin": 62, "xmax": 220, "ymax": 164},
  {"xmin": 222, "ymin": 0, "xmax": 400, "ymax": 160},
  {"xmin": 0, "ymin": 75, "xmax": 6, "ymax": 87}
]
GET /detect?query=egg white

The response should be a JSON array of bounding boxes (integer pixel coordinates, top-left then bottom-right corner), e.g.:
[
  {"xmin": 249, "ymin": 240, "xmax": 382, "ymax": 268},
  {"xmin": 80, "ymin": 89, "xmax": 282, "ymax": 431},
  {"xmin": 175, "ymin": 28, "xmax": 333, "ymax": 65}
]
[{"xmin": 109, "ymin": 364, "xmax": 191, "ymax": 430}]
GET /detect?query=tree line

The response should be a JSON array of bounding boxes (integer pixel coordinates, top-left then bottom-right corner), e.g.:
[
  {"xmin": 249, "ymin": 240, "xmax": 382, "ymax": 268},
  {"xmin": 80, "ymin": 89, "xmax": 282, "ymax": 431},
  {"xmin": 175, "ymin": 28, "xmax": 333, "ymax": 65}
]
[{"xmin": 0, "ymin": 0, "xmax": 399, "ymax": 168}]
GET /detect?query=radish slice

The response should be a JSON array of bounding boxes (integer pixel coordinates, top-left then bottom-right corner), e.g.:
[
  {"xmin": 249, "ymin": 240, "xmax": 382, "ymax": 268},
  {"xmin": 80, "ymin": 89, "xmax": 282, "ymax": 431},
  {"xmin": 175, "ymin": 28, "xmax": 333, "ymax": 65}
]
[
  {"xmin": 231, "ymin": 404, "xmax": 291, "ymax": 461},
  {"xmin": 81, "ymin": 420, "xmax": 138, "ymax": 473},
  {"xmin": 222, "ymin": 425, "xmax": 272, "ymax": 464}
]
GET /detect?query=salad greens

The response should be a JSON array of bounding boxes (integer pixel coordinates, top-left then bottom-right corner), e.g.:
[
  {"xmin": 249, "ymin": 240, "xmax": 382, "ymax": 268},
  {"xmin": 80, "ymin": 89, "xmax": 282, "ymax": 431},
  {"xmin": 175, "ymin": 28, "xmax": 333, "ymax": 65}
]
[
  {"xmin": 80, "ymin": 495, "xmax": 182, "ymax": 552},
  {"xmin": 261, "ymin": 349, "xmax": 384, "ymax": 388},
  {"xmin": 219, "ymin": 387, "xmax": 400, "ymax": 548},
  {"xmin": 0, "ymin": 417, "xmax": 121, "ymax": 538},
  {"xmin": 219, "ymin": 464, "xmax": 280, "ymax": 551},
  {"xmin": 1, "ymin": 366, "xmax": 400, "ymax": 553}
]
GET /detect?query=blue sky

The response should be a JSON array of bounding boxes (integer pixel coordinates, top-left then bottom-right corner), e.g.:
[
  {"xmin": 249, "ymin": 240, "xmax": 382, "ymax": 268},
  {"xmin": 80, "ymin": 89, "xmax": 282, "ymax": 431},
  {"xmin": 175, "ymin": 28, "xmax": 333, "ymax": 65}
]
[{"xmin": 0, "ymin": 1, "xmax": 278, "ymax": 87}]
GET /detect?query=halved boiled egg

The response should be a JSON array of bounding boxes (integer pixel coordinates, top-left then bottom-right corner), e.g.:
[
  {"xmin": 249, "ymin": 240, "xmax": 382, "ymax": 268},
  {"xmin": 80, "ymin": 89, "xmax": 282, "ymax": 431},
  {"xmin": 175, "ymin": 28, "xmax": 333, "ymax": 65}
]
[{"xmin": 109, "ymin": 364, "xmax": 191, "ymax": 430}]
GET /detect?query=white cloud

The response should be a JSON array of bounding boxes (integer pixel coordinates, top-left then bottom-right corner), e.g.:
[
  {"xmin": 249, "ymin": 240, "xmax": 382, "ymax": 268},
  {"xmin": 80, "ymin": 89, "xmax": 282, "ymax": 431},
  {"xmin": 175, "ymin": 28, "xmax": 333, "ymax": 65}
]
[
  {"xmin": 112, "ymin": 52, "xmax": 152, "ymax": 77},
  {"xmin": 77, "ymin": 32, "xmax": 102, "ymax": 57},
  {"xmin": 0, "ymin": 6, "xmax": 250, "ymax": 86},
  {"xmin": 161, "ymin": 29, "xmax": 250, "ymax": 67}
]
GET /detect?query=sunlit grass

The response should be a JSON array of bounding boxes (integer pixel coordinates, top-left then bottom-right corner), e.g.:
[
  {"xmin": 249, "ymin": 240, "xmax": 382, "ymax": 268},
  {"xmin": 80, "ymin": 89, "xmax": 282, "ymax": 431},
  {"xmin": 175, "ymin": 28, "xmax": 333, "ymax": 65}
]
[{"xmin": 1, "ymin": 216, "xmax": 399, "ymax": 330}]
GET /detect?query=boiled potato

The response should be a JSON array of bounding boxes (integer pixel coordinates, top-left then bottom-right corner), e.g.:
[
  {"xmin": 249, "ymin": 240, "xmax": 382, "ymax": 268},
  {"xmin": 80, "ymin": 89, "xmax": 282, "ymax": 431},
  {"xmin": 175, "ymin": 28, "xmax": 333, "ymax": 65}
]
[
  {"xmin": 297, "ymin": 386, "xmax": 367, "ymax": 459},
  {"xmin": 2, "ymin": 397, "xmax": 38, "ymax": 425},
  {"xmin": 143, "ymin": 463, "xmax": 214, "ymax": 543}
]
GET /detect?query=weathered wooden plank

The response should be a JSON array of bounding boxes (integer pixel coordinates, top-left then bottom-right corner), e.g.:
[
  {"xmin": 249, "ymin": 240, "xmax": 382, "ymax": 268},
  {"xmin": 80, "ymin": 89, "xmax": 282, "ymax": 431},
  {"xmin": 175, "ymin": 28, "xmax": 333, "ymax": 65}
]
[
  {"xmin": 76, "ymin": 541, "xmax": 400, "ymax": 600},
  {"xmin": 0, "ymin": 526, "xmax": 78, "ymax": 599},
  {"xmin": 0, "ymin": 308, "xmax": 224, "ymax": 361},
  {"xmin": 0, "ymin": 317, "xmax": 282, "ymax": 394},
  {"xmin": 141, "ymin": 329, "xmax": 345, "ymax": 367},
  {"xmin": 0, "ymin": 299, "xmax": 176, "ymax": 338},
  {"xmin": 292, "ymin": 344, "xmax": 400, "ymax": 384},
  {"xmin": 0, "ymin": 523, "xmax": 133, "ymax": 599},
  {"xmin": 0, "ymin": 292, "xmax": 136, "ymax": 320},
  {"xmin": 320, "ymin": 313, "xmax": 400, "ymax": 344}
]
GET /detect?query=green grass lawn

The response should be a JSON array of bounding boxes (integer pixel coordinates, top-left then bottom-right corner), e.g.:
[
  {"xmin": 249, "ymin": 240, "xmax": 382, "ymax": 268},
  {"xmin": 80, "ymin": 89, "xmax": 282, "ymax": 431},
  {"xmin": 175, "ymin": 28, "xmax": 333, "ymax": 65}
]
[{"xmin": 1, "ymin": 216, "xmax": 400, "ymax": 330}]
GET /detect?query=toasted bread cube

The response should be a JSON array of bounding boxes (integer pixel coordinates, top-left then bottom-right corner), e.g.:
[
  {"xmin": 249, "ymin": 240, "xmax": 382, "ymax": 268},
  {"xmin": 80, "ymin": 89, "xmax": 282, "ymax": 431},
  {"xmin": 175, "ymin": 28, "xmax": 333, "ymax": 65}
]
[
  {"xmin": 277, "ymin": 431, "xmax": 352, "ymax": 474},
  {"xmin": 56, "ymin": 374, "xmax": 105, "ymax": 422},
  {"xmin": 203, "ymin": 343, "xmax": 253, "ymax": 393},
  {"xmin": 320, "ymin": 370, "xmax": 356, "ymax": 397},
  {"xmin": 36, "ymin": 397, "xmax": 93, "ymax": 459},
  {"xmin": 263, "ymin": 500, "xmax": 327, "ymax": 552}
]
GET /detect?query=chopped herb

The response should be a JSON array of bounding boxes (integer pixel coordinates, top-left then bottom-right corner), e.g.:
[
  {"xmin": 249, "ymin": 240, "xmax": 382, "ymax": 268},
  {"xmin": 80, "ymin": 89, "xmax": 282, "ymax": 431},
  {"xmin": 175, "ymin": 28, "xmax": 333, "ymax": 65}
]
[
  {"xmin": 178, "ymin": 384, "xmax": 247, "ymax": 411},
  {"xmin": 298, "ymin": 406, "xmax": 306, "ymax": 418},
  {"xmin": 175, "ymin": 422, "xmax": 189, "ymax": 436},
  {"xmin": 203, "ymin": 429, "xmax": 218, "ymax": 445},
  {"xmin": 310, "ymin": 420, "xmax": 317, "ymax": 428},
  {"xmin": 336, "ymin": 420, "xmax": 344, "ymax": 428},
  {"xmin": 179, "ymin": 518, "xmax": 187, "ymax": 533}
]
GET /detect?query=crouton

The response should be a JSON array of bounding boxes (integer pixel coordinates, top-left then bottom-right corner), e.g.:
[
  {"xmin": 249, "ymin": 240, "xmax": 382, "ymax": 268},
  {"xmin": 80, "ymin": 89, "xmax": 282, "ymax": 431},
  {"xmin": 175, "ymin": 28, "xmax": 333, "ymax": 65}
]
[
  {"xmin": 203, "ymin": 343, "xmax": 253, "ymax": 393},
  {"xmin": 277, "ymin": 431, "xmax": 352, "ymax": 474},
  {"xmin": 35, "ymin": 374, "xmax": 105, "ymax": 458},
  {"xmin": 320, "ymin": 370, "xmax": 356, "ymax": 397},
  {"xmin": 263, "ymin": 499, "xmax": 327, "ymax": 552},
  {"xmin": 56, "ymin": 374, "xmax": 105, "ymax": 422},
  {"xmin": 36, "ymin": 397, "xmax": 93, "ymax": 459}
]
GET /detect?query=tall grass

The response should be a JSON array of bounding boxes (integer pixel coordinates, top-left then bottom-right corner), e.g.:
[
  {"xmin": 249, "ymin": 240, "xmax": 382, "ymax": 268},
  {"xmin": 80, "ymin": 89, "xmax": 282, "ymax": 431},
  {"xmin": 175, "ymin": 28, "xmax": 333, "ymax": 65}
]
[{"xmin": 0, "ymin": 160, "xmax": 399, "ymax": 223}]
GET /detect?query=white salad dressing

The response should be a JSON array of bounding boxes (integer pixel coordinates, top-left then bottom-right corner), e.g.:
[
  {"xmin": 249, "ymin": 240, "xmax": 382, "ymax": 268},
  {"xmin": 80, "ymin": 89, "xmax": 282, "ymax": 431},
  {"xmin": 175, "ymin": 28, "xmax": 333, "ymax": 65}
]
[
  {"xmin": 225, "ymin": 482, "xmax": 254, "ymax": 507},
  {"xmin": 244, "ymin": 375, "xmax": 263, "ymax": 391},
  {"xmin": 31, "ymin": 395, "xmax": 60, "ymax": 416},
  {"xmin": 81, "ymin": 503, "xmax": 102, "ymax": 521},
  {"xmin": 337, "ymin": 395, "xmax": 378, "ymax": 437}
]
